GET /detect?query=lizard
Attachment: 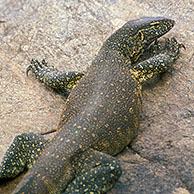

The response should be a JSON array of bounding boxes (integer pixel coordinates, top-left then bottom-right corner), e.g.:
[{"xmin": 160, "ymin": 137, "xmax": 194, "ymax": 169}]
[{"xmin": 0, "ymin": 17, "xmax": 184, "ymax": 194}]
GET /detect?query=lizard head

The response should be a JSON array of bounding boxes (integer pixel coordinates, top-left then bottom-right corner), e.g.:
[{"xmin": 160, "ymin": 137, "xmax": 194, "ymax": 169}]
[
  {"xmin": 131, "ymin": 17, "xmax": 175, "ymax": 45},
  {"xmin": 103, "ymin": 17, "xmax": 175, "ymax": 63},
  {"xmin": 123, "ymin": 17, "xmax": 175, "ymax": 62}
]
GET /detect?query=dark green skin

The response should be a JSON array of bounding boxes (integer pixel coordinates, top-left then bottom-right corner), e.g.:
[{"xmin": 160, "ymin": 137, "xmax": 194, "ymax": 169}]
[{"xmin": 0, "ymin": 17, "xmax": 184, "ymax": 194}]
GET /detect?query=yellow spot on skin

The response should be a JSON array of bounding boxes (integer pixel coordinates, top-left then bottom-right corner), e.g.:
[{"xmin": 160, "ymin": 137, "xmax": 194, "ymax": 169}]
[
  {"xmin": 129, "ymin": 107, "xmax": 133, "ymax": 113},
  {"xmin": 105, "ymin": 124, "xmax": 109, "ymax": 128},
  {"xmin": 110, "ymin": 166, "xmax": 115, "ymax": 170}
]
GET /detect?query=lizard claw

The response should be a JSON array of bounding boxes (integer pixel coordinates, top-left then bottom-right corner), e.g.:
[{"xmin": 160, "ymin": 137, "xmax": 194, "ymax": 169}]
[
  {"xmin": 26, "ymin": 59, "xmax": 38, "ymax": 76},
  {"xmin": 171, "ymin": 37, "xmax": 186, "ymax": 50},
  {"xmin": 179, "ymin": 43, "xmax": 186, "ymax": 50},
  {"xmin": 26, "ymin": 59, "xmax": 34, "ymax": 76}
]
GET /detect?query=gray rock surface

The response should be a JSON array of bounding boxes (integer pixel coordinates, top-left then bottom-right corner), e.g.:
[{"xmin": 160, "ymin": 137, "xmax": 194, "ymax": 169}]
[{"xmin": 0, "ymin": 0, "xmax": 193, "ymax": 193}]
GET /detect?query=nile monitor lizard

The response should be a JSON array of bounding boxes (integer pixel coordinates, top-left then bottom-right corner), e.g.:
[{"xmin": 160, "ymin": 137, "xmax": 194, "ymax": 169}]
[{"xmin": 0, "ymin": 17, "xmax": 184, "ymax": 194}]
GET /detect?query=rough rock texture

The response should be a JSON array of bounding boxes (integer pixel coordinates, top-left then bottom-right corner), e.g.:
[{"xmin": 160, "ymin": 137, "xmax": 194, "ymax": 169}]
[{"xmin": 0, "ymin": 0, "xmax": 193, "ymax": 193}]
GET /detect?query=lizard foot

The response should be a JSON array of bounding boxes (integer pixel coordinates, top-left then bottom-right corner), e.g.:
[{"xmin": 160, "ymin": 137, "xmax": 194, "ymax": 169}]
[
  {"xmin": 63, "ymin": 149, "xmax": 122, "ymax": 194},
  {"xmin": 26, "ymin": 59, "xmax": 58, "ymax": 77},
  {"xmin": 132, "ymin": 37, "xmax": 185, "ymax": 84},
  {"xmin": 26, "ymin": 59, "xmax": 84, "ymax": 90},
  {"xmin": 0, "ymin": 133, "xmax": 48, "ymax": 180}
]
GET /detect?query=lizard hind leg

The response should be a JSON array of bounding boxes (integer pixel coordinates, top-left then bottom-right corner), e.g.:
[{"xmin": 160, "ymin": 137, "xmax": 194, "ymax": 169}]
[
  {"xmin": 63, "ymin": 149, "xmax": 122, "ymax": 194},
  {"xmin": 132, "ymin": 37, "xmax": 185, "ymax": 84},
  {"xmin": 26, "ymin": 59, "xmax": 85, "ymax": 95},
  {"xmin": 0, "ymin": 133, "xmax": 48, "ymax": 180}
]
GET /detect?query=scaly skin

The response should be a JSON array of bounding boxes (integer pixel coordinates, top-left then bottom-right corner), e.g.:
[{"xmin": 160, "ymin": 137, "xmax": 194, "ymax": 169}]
[{"xmin": 0, "ymin": 17, "xmax": 184, "ymax": 194}]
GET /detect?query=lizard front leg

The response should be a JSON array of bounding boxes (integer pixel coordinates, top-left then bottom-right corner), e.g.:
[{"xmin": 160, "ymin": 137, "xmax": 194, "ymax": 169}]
[
  {"xmin": 27, "ymin": 59, "xmax": 84, "ymax": 96},
  {"xmin": 132, "ymin": 37, "xmax": 185, "ymax": 84}
]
